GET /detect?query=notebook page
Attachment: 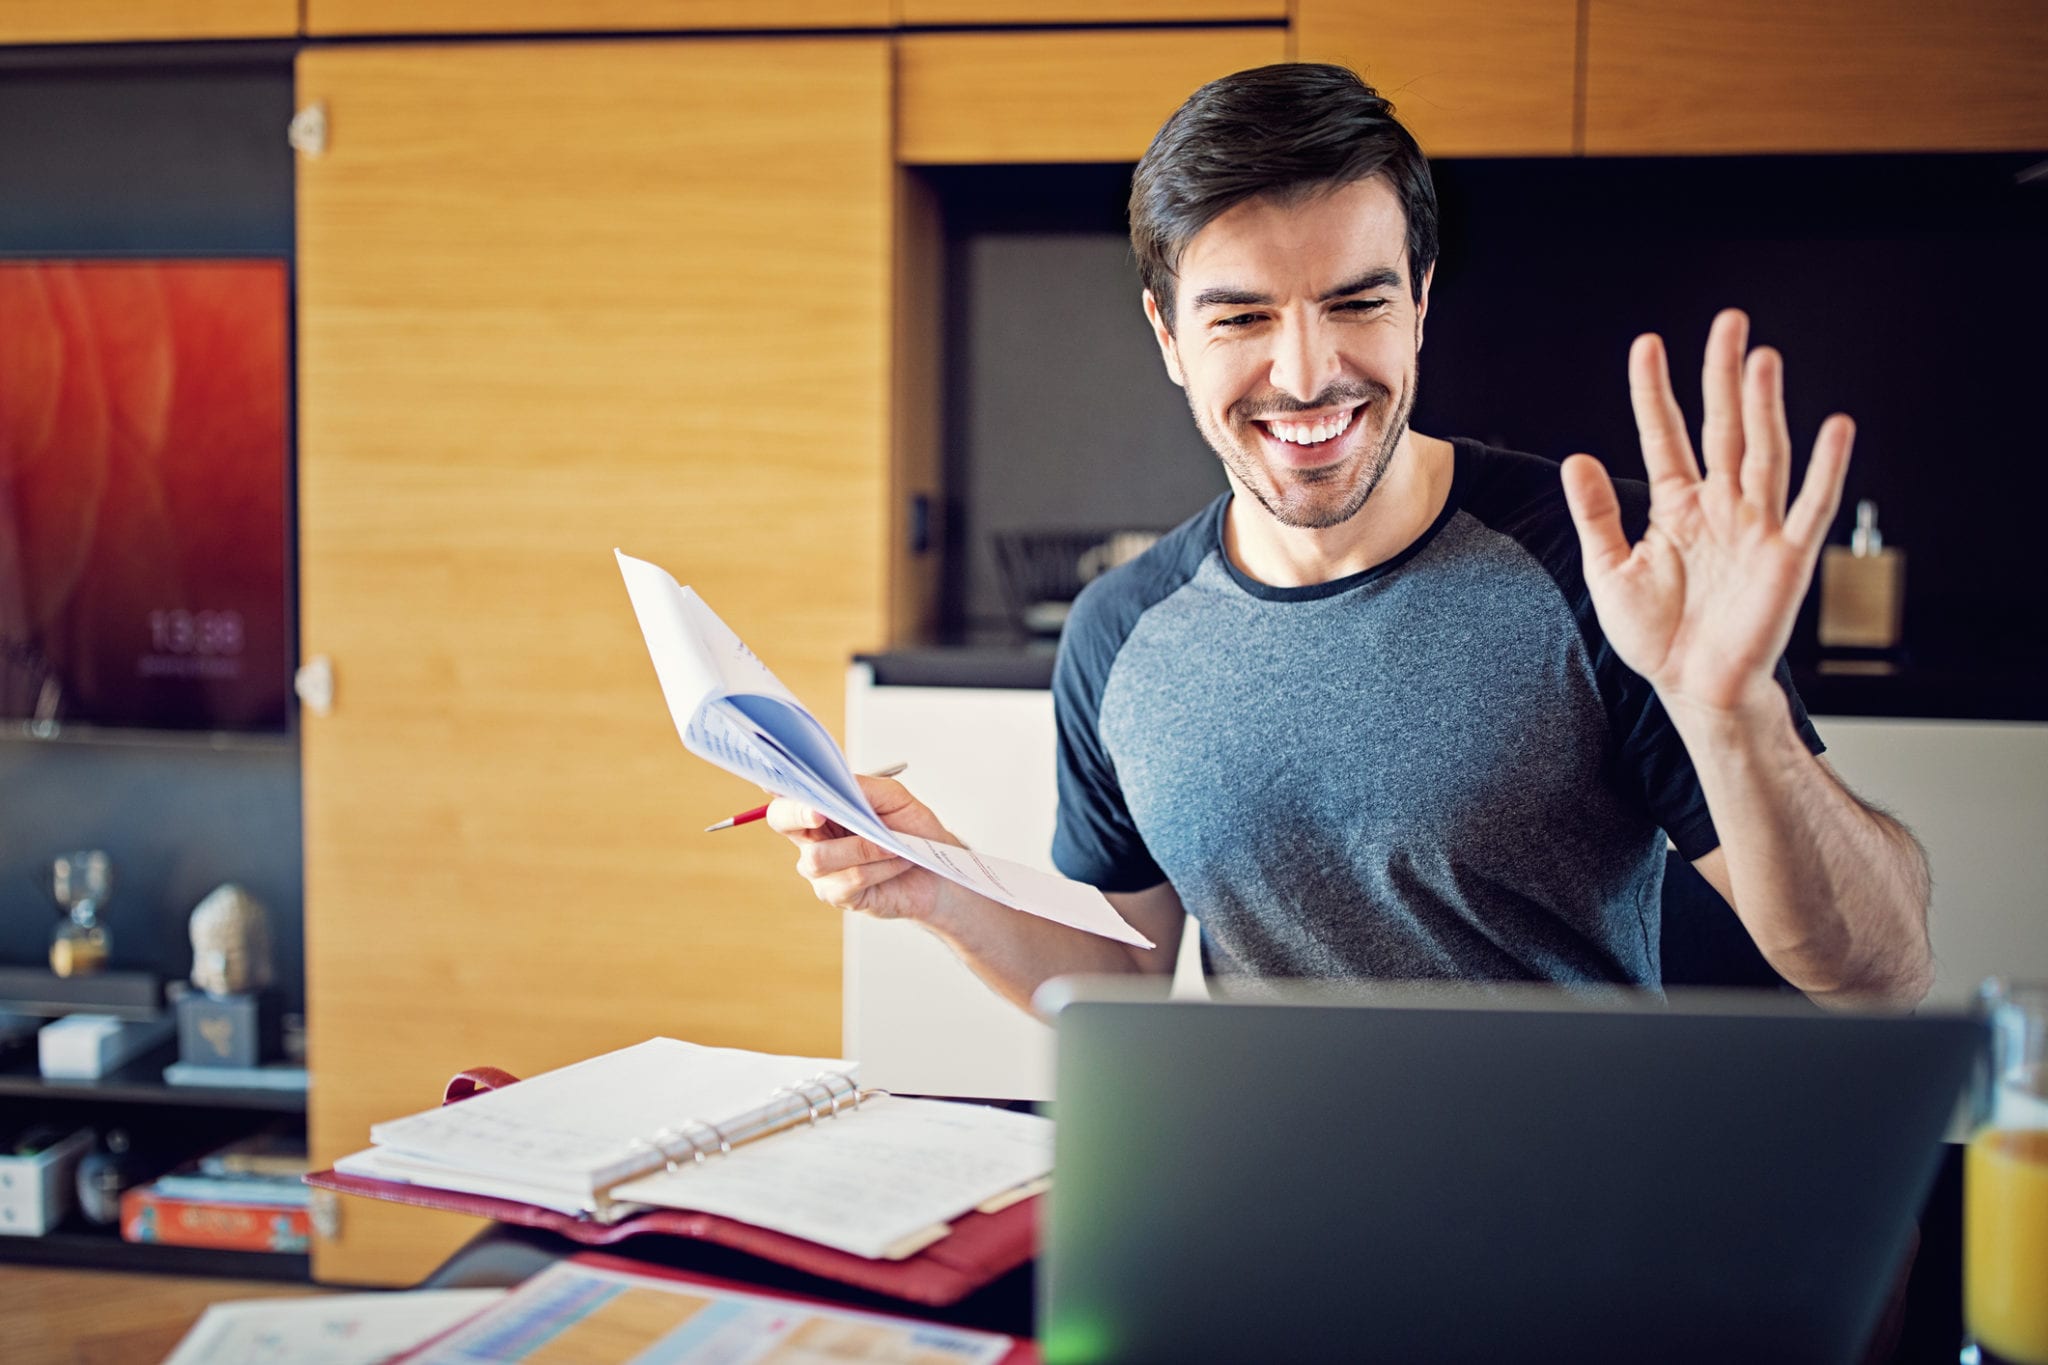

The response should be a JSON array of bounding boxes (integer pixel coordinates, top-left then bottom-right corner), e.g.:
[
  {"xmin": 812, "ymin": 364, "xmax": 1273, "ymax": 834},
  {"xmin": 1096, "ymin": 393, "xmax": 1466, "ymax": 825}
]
[
  {"xmin": 609, "ymin": 1096, "xmax": 1053, "ymax": 1260},
  {"xmin": 368, "ymin": 1038, "xmax": 850, "ymax": 1191}
]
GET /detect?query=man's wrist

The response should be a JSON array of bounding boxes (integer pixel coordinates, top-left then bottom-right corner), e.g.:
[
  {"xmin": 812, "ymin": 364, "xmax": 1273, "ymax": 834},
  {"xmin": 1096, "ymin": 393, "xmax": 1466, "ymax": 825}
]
[{"xmin": 1658, "ymin": 679, "xmax": 1800, "ymax": 752}]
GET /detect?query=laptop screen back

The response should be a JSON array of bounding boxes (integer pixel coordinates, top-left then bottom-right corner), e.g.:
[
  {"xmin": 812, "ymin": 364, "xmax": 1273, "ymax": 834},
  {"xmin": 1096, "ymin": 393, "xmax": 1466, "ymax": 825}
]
[{"xmin": 1041, "ymin": 986, "xmax": 1982, "ymax": 1365}]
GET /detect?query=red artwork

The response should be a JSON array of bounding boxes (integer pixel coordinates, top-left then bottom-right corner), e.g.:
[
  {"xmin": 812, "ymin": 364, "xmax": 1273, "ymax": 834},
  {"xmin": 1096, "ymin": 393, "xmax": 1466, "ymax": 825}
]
[{"xmin": 0, "ymin": 259, "xmax": 290, "ymax": 732}]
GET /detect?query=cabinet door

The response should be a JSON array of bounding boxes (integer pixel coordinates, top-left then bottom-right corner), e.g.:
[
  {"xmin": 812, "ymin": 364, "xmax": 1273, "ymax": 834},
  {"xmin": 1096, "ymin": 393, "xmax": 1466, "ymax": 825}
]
[
  {"xmin": 897, "ymin": 26, "xmax": 1287, "ymax": 164},
  {"xmin": 297, "ymin": 37, "xmax": 891, "ymax": 1286},
  {"xmin": 1585, "ymin": 0, "xmax": 2048, "ymax": 153},
  {"xmin": 305, "ymin": 0, "xmax": 886, "ymax": 36},
  {"xmin": 900, "ymin": 1, "xmax": 1283, "ymax": 20},
  {"xmin": 0, "ymin": 0, "xmax": 295, "ymax": 43},
  {"xmin": 1294, "ymin": 0, "xmax": 1577, "ymax": 156}
]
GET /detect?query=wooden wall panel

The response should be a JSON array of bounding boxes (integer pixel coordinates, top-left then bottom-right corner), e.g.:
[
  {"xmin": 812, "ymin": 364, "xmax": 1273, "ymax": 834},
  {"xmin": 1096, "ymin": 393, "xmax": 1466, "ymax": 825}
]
[
  {"xmin": 1586, "ymin": 0, "xmax": 2048, "ymax": 153},
  {"xmin": 900, "ymin": 0, "xmax": 1283, "ymax": 21},
  {"xmin": 897, "ymin": 26, "xmax": 1286, "ymax": 164},
  {"xmin": 1294, "ymin": 0, "xmax": 1578, "ymax": 156},
  {"xmin": 305, "ymin": 0, "xmax": 887, "ymax": 37},
  {"xmin": 296, "ymin": 36, "xmax": 891, "ymax": 1285},
  {"xmin": 0, "ymin": 0, "xmax": 295, "ymax": 43}
]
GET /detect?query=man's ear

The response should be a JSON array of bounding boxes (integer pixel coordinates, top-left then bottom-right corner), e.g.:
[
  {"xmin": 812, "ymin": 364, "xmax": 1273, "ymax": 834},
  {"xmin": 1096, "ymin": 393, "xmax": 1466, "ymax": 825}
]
[
  {"xmin": 1414, "ymin": 263, "xmax": 1435, "ymax": 351},
  {"xmin": 1142, "ymin": 289, "xmax": 1186, "ymax": 388}
]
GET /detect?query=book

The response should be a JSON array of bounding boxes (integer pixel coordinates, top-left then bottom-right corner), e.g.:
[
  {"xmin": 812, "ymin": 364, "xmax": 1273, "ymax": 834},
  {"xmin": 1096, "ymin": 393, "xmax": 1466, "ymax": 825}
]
[
  {"xmin": 198, "ymin": 1129, "xmax": 310, "ymax": 1178},
  {"xmin": 614, "ymin": 550, "xmax": 1148, "ymax": 949},
  {"xmin": 328, "ymin": 1038, "xmax": 1052, "ymax": 1264},
  {"xmin": 151, "ymin": 1171, "xmax": 314, "ymax": 1207},
  {"xmin": 162, "ymin": 1061, "xmax": 309, "ymax": 1090},
  {"xmin": 390, "ymin": 1254, "xmax": 1031, "ymax": 1364},
  {"xmin": 121, "ymin": 1184, "xmax": 312, "ymax": 1252}
]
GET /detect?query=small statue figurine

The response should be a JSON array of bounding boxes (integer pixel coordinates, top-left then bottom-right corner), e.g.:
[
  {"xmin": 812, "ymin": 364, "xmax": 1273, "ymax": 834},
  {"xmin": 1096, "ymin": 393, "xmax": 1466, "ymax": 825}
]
[
  {"xmin": 188, "ymin": 884, "xmax": 273, "ymax": 998},
  {"xmin": 177, "ymin": 884, "xmax": 279, "ymax": 1069}
]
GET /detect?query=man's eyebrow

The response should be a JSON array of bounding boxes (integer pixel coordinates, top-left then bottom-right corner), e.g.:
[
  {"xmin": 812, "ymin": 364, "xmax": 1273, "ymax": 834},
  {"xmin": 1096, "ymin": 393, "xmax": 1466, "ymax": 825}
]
[
  {"xmin": 1319, "ymin": 268, "xmax": 1403, "ymax": 300},
  {"xmin": 1190, "ymin": 286, "xmax": 1272, "ymax": 311},
  {"xmin": 1190, "ymin": 268, "xmax": 1405, "ymax": 312}
]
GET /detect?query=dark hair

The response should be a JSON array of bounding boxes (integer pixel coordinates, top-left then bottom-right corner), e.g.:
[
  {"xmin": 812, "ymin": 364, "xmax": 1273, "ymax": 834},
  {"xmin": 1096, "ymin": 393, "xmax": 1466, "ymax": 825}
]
[{"xmin": 1130, "ymin": 63, "xmax": 1439, "ymax": 332}]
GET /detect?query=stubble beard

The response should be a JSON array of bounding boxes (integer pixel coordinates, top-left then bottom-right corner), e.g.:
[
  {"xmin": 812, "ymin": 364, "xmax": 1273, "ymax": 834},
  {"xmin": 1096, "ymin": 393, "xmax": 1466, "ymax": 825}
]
[{"xmin": 1192, "ymin": 367, "xmax": 1418, "ymax": 531}]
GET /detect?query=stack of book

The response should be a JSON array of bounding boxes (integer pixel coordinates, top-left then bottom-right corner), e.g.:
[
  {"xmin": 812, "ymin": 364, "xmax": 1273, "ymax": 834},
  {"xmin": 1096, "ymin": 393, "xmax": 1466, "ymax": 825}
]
[{"xmin": 120, "ymin": 1132, "xmax": 312, "ymax": 1252}]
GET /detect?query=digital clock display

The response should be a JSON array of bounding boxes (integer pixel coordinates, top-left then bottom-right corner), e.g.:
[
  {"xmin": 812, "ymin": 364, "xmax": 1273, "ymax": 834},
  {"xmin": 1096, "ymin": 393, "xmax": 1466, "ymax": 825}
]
[{"xmin": 0, "ymin": 259, "xmax": 291, "ymax": 733}]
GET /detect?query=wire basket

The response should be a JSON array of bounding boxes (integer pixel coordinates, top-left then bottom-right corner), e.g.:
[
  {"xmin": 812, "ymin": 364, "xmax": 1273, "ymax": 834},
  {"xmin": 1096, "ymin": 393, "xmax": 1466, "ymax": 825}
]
[{"xmin": 991, "ymin": 529, "xmax": 1161, "ymax": 636}]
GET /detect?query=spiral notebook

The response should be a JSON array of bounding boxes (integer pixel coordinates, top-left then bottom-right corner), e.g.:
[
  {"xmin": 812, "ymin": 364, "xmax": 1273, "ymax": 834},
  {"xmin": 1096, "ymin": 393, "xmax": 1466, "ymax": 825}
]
[{"xmin": 330, "ymin": 1038, "xmax": 1053, "ymax": 1263}]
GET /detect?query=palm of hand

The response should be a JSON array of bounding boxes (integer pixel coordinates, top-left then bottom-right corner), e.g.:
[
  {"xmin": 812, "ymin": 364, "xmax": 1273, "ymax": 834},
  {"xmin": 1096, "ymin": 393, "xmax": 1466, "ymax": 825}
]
[{"xmin": 1562, "ymin": 310, "xmax": 1852, "ymax": 721}]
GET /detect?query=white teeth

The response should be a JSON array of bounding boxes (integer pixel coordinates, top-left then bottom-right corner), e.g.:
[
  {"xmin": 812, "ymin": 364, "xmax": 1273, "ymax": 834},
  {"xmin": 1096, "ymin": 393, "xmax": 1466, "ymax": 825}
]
[{"xmin": 1263, "ymin": 407, "xmax": 1356, "ymax": 446}]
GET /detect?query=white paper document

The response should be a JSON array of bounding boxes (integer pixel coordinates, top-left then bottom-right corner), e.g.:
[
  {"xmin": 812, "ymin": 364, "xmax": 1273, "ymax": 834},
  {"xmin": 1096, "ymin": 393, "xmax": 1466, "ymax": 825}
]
[
  {"xmin": 615, "ymin": 549, "xmax": 1151, "ymax": 948},
  {"xmin": 611, "ymin": 1094, "xmax": 1053, "ymax": 1260},
  {"xmin": 367, "ymin": 1038, "xmax": 849, "ymax": 1192},
  {"xmin": 160, "ymin": 1290, "xmax": 504, "ymax": 1365}
]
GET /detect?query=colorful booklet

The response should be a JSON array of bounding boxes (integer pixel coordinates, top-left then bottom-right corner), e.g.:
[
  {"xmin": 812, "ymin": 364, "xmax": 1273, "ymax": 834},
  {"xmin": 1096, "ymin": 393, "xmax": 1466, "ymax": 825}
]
[{"xmin": 389, "ymin": 1254, "xmax": 1032, "ymax": 1364}]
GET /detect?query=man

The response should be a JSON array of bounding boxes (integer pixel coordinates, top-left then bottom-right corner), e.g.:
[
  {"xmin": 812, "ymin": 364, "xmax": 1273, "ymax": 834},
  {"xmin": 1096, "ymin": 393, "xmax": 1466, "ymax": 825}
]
[{"xmin": 772, "ymin": 63, "xmax": 1933, "ymax": 1012}]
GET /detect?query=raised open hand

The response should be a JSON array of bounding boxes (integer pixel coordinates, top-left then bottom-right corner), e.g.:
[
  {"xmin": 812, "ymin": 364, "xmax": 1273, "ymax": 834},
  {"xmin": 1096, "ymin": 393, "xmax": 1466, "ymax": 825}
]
[{"xmin": 1560, "ymin": 309, "xmax": 1851, "ymax": 722}]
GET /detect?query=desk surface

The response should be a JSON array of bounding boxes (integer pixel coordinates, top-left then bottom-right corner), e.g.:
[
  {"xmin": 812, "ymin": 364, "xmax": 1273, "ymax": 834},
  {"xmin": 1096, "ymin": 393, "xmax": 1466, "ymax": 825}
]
[{"xmin": 416, "ymin": 1144, "xmax": 1969, "ymax": 1364}]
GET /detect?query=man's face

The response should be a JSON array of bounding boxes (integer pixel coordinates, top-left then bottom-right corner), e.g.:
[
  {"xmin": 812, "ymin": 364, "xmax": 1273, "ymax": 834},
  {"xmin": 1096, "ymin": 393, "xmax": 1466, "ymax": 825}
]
[{"xmin": 1145, "ymin": 175, "xmax": 1430, "ymax": 530}]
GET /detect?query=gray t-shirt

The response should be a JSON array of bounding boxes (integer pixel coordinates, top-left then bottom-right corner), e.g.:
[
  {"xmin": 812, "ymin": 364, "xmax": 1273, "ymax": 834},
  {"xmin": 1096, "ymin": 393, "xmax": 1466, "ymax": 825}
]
[{"xmin": 1051, "ymin": 439, "xmax": 1823, "ymax": 988}]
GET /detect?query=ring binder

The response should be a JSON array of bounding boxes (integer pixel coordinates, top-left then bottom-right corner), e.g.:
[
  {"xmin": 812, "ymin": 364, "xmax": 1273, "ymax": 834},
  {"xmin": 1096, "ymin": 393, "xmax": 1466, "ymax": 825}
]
[
  {"xmin": 590, "ymin": 1068, "xmax": 873, "ymax": 1219},
  {"xmin": 327, "ymin": 1038, "xmax": 1051, "ymax": 1277}
]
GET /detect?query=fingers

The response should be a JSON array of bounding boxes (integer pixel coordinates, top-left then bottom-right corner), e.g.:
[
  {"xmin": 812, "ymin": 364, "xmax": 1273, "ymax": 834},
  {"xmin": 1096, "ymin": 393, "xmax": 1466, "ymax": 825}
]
[
  {"xmin": 764, "ymin": 796, "xmax": 836, "ymax": 839},
  {"xmin": 1628, "ymin": 332, "xmax": 1700, "ymax": 494},
  {"xmin": 795, "ymin": 829, "xmax": 909, "ymax": 882},
  {"xmin": 809, "ymin": 857, "xmax": 916, "ymax": 909},
  {"xmin": 1699, "ymin": 309, "xmax": 1749, "ymax": 484},
  {"xmin": 1741, "ymin": 345, "xmax": 1792, "ymax": 519},
  {"xmin": 1560, "ymin": 454, "xmax": 1631, "ymax": 579},
  {"xmin": 1784, "ymin": 413, "xmax": 1854, "ymax": 551}
]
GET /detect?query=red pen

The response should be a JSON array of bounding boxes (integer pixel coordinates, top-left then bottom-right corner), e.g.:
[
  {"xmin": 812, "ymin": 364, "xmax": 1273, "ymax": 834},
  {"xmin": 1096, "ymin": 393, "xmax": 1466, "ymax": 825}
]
[{"xmin": 704, "ymin": 762, "xmax": 908, "ymax": 833}]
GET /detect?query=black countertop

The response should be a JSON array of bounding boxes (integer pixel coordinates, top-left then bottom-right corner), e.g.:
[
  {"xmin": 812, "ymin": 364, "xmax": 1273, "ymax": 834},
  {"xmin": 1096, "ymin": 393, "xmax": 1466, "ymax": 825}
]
[{"xmin": 858, "ymin": 648, "xmax": 2048, "ymax": 722}]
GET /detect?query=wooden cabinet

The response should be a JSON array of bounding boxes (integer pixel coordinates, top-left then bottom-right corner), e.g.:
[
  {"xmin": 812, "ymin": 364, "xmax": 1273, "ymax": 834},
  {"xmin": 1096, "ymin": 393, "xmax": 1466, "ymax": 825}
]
[
  {"xmin": 900, "ymin": 1, "xmax": 1283, "ymax": 20},
  {"xmin": 304, "ymin": 0, "xmax": 887, "ymax": 37},
  {"xmin": 896, "ymin": 26, "xmax": 1286, "ymax": 164},
  {"xmin": 1585, "ymin": 0, "xmax": 2048, "ymax": 154},
  {"xmin": 1294, "ymin": 0, "xmax": 1578, "ymax": 156},
  {"xmin": 295, "ymin": 35, "xmax": 893, "ymax": 1285},
  {"xmin": 0, "ymin": 0, "xmax": 295, "ymax": 43}
]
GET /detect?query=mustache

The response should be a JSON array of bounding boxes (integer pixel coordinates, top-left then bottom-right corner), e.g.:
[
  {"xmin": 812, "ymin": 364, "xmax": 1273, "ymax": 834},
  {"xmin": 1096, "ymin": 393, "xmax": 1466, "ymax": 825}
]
[{"xmin": 1231, "ymin": 380, "xmax": 1388, "ymax": 425}]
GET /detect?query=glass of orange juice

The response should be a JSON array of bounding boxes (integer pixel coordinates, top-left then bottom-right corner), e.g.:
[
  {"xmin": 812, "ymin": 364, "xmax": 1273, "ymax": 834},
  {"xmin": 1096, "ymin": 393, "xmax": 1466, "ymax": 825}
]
[{"xmin": 1966, "ymin": 979, "xmax": 2048, "ymax": 1365}]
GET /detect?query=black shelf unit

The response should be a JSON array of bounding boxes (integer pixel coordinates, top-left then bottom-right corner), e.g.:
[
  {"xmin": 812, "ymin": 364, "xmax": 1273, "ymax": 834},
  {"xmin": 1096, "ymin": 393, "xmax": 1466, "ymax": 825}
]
[
  {"xmin": 1, "ymin": 1040, "xmax": 310, "ymax": 1281},
  {"xmin": 0, "ymin": 1041, "xmax": 305, "ymax": 1114},
  {"xmin": 0, "ymin": 1216, "xmax": 309, "ymax": 1280}
]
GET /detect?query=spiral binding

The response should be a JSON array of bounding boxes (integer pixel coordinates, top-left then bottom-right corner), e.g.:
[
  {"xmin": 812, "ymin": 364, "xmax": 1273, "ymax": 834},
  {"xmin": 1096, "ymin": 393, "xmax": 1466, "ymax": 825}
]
[{"xmin": 592, "ymin": 1068, "xmax": 882, "ymax": 1220}]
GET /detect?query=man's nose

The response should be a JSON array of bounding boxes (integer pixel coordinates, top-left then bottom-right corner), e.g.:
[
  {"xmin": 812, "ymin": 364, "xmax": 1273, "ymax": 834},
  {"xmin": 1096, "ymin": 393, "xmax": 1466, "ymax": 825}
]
[{"xmin": 1266, "ymin": 314, "xmax": 1342, "ymax": 403}]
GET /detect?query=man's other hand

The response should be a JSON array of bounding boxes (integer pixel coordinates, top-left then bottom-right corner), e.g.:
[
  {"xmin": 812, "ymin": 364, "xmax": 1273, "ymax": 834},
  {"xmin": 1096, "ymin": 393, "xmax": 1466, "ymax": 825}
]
[
  {"xmin": 766, "ymin": 775, "xmax": 958, "ymax": 923},
  {"xmin": 1560, "ymin": 308, "xmax": 1851, "ymax": 726}
]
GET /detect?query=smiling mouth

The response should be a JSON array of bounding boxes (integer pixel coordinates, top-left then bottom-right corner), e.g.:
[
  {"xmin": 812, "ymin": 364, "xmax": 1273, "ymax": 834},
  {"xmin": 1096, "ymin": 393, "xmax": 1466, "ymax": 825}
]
[{"xmin": 1251, "ymin": 404, "xmax": 1365, "ymax": 460}]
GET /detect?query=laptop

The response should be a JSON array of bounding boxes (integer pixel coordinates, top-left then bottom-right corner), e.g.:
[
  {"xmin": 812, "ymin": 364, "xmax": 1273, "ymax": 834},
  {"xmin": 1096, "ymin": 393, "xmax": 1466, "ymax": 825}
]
[{"xmin": 1037, "ymin": 981, "xmax": 1984, "ymax": 1365}]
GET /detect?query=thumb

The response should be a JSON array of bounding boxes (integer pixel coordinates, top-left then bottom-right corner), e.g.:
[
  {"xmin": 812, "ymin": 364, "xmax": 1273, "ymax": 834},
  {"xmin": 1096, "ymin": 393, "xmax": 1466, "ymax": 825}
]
[{"xmin": 1560, "ymin": 454, "xmax": 1631, "ymax": 580}]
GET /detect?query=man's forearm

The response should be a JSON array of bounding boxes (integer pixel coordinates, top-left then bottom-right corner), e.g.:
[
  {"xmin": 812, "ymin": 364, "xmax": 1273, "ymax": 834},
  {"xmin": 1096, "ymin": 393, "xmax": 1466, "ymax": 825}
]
[
  {"xmin": 1672, "ymin": 698, "xmax": 1933, "ymax": 1005},
  {"xmin": 914, "ymin": 882, "xmax": 1171, "ymax": 1017}
]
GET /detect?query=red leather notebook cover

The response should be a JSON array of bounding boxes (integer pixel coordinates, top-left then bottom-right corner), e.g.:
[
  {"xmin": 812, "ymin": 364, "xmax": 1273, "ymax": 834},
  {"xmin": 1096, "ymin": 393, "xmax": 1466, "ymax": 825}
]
[{"xmin": 305, "ymin": 1066, "xmax": 1040, "ymax": 1307}]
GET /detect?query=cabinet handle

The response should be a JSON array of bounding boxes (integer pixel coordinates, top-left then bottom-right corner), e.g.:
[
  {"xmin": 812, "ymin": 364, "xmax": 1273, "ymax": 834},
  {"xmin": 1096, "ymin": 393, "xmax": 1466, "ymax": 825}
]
[
  {"xmin": 289, "ymin": 102, "xmax": 328, "ymax": 159},
  {"xmin": 295, "ymin": 656, "xmax": 336, "ymax": 717},
  {"xmin": 310, "ymin": 1187, "xmax": 341, "ymax": 1241}
]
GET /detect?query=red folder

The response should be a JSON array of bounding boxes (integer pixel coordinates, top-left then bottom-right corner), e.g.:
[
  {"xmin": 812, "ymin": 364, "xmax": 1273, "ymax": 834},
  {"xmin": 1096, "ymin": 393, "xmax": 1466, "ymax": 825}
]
[{"xmin": 305, "ymin": 1066, "xmax": 1040, "ymax": 1307}]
